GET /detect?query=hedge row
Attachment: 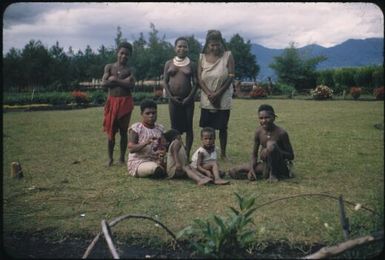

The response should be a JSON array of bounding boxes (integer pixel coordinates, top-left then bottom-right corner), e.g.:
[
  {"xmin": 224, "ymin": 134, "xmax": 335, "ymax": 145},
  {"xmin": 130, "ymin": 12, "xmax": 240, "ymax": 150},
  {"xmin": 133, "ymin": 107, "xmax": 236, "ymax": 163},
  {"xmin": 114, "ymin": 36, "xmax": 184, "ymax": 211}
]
[{"xmin": 3, "ymin": 91, "xmax": 156, "ymax": 106}]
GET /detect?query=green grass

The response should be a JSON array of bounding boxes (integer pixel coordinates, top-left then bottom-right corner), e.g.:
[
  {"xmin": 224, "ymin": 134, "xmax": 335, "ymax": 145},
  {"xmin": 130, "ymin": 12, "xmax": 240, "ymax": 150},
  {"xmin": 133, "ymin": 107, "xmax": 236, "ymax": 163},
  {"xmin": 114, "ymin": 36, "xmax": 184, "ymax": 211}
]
[{"xmin": 3, "ymin": 99, "xmax": 384, "ymax": 249}]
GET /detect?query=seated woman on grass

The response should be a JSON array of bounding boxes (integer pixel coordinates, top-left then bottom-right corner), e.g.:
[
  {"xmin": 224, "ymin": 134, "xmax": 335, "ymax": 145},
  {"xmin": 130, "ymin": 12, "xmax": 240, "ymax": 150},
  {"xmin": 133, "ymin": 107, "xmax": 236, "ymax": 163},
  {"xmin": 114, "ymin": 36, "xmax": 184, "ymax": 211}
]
[
  {"xmin": 127, "ymin": 99, "xmax": 166, "ymax": 178},
  {"xmin": 228, "ymin": 104, "xmax": 294, "ymax": 182}
]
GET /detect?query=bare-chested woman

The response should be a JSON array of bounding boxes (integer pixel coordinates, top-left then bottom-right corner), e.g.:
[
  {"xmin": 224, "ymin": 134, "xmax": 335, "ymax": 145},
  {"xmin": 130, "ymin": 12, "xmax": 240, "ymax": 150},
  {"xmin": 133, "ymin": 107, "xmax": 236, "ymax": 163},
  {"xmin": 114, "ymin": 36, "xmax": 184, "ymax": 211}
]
[
  {"xmin": 102, "ymin": 42, "xmax": 135, "ymax": 166},
  {"xmin": 162, "ymin": 37, "xmax": 198, "ymax": 158}
]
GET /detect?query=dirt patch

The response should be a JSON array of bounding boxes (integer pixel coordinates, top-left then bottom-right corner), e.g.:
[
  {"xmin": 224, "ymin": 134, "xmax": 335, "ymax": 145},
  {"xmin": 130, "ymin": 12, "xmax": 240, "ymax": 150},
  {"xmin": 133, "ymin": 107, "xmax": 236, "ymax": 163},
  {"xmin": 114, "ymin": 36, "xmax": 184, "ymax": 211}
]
[
  {"xmin": 2, "ymin": 232, "xmax": 190, "ymax": 259},
  {"xmin": 2, "ymin": 231, "xmax": 324, "ymax": 259}
]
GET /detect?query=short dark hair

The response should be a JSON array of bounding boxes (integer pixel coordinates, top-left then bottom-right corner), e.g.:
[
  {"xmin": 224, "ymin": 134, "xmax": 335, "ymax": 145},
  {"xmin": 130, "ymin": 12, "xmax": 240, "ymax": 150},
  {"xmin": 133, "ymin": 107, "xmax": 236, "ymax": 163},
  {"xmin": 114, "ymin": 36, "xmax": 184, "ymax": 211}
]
[
  {"xmin": 140, "ymin": 99, "xmax": 157, "ymax": 113},
  {"xmin": 258, "ymin": 104, "xmax": 276, "ymax": 117},
  {"xmin": 117, "ymin": 41, "xmax": 133, "ymax": 56},
  {"xmin": 163, "ymin": 129, "xmax": 180, "ymax": 143},
  {"xmin": 201, "ymin": 127, "xmax": 215, "ymax": 138},
  {"xmin": 174, "ymin": 37, "xmax": 188, "ymax": 46}
]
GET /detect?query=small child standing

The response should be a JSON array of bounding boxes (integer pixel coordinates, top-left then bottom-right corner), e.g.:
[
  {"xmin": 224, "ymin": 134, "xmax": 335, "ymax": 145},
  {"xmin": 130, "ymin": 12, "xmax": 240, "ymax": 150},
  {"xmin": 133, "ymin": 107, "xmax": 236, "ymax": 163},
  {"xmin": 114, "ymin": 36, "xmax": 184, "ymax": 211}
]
[
  {"xmin": 190, "ymin": 127, "xmax": 230, "ymax": 185},
  {"xmin": 163, "ymin": 129, "xmax": 212, "ymax": 186}
]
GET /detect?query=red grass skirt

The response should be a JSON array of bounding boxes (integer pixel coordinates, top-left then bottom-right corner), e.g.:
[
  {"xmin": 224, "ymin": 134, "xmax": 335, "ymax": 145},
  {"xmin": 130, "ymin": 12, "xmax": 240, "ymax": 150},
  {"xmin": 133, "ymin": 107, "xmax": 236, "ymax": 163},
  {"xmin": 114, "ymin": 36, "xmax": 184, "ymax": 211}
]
[{"xmin": 103, "ymin": 96, "xmax": 134, "ymax": 140}]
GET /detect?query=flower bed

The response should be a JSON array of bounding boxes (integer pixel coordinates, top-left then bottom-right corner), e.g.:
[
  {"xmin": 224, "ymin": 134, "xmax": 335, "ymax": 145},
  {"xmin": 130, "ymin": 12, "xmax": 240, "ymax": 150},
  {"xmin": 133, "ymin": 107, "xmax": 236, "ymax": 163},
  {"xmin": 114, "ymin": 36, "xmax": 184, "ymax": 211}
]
[
  {"xmin": 350, "ymin": 87, "xmax": 362, "ymax": 100},
  {"xmin": 311, "ymin": 85, "xmax": 333, "ymax": 100}
]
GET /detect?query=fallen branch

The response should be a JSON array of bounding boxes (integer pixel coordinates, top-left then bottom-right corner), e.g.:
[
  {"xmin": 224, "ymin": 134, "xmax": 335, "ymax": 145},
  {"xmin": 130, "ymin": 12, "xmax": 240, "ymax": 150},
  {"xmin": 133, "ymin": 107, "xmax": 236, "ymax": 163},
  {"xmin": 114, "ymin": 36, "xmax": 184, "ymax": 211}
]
[
  {"xmin": 101, "ymin": 219, "xmax": 120, "ymax": 259},
  {"xmin": 82, "ymin": 214, "xmax": 178, "ymax": 259},
  {"xmin": 303, "ymin": 230, "xmax": 384, "ymax": 259}
]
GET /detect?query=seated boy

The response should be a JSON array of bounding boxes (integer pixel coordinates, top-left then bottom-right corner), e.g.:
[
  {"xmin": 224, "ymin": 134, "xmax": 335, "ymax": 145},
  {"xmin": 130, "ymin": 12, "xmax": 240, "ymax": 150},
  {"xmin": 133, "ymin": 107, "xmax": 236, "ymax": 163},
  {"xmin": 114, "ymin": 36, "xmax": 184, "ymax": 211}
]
[
  {"xmin": 190, "ymin": 127, "xmax": 229, "ymax": 185},
  {"xmin": 228, "ymin": 104, "xmax": 294, "ymax": 182}
]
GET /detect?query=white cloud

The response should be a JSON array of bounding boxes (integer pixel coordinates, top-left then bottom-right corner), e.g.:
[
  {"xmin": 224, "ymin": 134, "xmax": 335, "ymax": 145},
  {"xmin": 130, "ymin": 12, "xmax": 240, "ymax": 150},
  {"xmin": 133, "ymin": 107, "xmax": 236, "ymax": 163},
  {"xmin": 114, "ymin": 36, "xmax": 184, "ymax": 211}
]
[{"xmin": 2, "ymin": 2, "xmax": 383, "ymax": 54}]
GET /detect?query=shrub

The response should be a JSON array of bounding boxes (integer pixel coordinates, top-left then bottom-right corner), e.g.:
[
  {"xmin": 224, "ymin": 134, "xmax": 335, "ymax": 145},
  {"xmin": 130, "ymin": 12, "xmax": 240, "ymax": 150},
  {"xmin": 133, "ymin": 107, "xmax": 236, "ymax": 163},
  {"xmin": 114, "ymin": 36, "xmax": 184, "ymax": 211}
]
[
  {"xmin": 89, "ymin": 91, "xmax": 107, "ymax": 105},
  {"xmin": 71, "ymin": 90, "xmax": 89, "ymax": 105},
  {"xmin": 276, "ymin": 83, "xmax": 296, "ymax": 98},
  {"xmin": 249, "ymin": 86, "xmax": 267, "ymax": 98},
  {"xmin": 350, "ymin": 87, "xmax": 362, "ymax": 100},
  {"xmin": 373, "ymin": 86, "xmax": 384, "ymax": 100},
  {"xmin": 311, "ymin": 85, "xmax": 333, "ymax": 100},
  {"xmin": 47, "ymin": 92, "xmax": 72, "ymax": 105},
  {"xmin": 177, "ymin": 193, "xmax": 257, "ymax": 258},
  {"xmin": 133, "ymin": 92, "xmax": 154, "ymax": 103}
]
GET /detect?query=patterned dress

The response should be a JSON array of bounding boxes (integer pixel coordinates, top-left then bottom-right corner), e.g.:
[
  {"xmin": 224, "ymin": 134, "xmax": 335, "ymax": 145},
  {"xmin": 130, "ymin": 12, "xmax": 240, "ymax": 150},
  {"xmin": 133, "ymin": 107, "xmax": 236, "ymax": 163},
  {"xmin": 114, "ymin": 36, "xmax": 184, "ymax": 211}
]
[{"xmin": 127, "ymin": 122, "xmax": 165, "ymax": 176}]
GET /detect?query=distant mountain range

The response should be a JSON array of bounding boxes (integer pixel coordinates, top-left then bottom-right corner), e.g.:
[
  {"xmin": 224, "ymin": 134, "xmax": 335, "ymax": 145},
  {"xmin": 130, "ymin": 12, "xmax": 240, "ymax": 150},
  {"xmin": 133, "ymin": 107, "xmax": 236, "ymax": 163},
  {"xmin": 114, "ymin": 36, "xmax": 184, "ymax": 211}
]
[{"xmin": 251, "ymin": 38, "xmax": 384, "ymax": 80}]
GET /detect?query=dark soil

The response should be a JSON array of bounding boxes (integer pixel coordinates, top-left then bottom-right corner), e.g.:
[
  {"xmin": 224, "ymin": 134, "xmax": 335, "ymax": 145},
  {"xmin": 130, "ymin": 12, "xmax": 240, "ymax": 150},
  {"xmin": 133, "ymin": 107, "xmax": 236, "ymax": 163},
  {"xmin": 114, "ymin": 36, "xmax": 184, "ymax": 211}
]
[{"xmin": 2, "ymin": 231, "xmax": 326, "ymax": 259}]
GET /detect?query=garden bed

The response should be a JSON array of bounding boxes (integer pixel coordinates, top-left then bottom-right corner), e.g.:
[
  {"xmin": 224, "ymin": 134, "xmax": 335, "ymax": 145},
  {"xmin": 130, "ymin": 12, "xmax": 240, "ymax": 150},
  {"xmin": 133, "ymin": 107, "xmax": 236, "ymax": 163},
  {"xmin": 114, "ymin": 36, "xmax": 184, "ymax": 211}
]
[
  {"xmin": 3, "ymin": 103, "xmax": 101, "ymax": 112},
  {"xmin": 3, "ymin": 231, "xmax": 325, "ymax": 259}
]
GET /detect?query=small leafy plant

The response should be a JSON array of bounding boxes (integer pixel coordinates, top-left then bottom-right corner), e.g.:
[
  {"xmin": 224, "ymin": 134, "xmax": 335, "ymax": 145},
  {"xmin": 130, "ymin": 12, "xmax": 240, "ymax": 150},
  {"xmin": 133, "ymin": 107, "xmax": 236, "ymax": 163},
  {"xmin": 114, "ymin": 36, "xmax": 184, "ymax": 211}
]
[{"xmin": 177, "ymin": 192, "xmax": 257, "ymax": 258}]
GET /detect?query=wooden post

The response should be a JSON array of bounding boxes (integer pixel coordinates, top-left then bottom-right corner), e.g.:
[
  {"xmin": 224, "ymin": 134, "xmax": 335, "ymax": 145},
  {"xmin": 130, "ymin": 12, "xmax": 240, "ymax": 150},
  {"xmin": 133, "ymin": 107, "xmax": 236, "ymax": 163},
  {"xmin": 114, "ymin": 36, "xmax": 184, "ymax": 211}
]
[
  {"xmin": 11, "ymin": 162, "xmax": 23, "ymax": 179},
  {"xmin": 338, "ymin": 195, "xmax": 350, "ymax": 241}
]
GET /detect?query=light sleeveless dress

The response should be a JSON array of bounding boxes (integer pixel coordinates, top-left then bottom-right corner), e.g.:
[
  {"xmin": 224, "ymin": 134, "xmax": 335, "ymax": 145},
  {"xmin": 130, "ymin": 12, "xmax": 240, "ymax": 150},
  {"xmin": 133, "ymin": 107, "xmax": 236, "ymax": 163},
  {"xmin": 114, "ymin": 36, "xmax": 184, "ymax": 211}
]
[{"xmin": 199, "ymin": 50, "xmax": 233, "ymax": 110}]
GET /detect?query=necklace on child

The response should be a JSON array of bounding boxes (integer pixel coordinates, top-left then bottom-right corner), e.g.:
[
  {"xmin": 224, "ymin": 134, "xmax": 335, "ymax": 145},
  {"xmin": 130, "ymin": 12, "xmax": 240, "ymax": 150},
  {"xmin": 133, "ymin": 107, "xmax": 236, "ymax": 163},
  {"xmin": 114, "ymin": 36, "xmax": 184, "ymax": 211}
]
[
  {"xmin": 173, "ymin": 56, "xmax": 190, "ymax": 67},
  {"xmin": 266, "ymin": 130, "xmax": 271, "ymax": 139}
]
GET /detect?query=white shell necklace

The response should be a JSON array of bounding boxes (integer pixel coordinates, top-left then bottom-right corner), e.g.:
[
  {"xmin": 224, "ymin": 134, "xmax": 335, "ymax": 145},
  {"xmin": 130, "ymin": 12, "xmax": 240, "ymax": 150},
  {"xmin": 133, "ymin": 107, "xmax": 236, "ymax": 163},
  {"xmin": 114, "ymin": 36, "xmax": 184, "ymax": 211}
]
[{"xmin": 173, "ymin": 56, "xmax": 190, "ymax": 67}]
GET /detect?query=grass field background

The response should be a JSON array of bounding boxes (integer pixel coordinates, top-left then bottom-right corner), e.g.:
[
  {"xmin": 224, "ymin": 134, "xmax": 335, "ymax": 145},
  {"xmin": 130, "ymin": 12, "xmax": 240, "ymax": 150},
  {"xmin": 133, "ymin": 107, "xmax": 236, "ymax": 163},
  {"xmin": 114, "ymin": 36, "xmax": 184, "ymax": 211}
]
[{"xmin": 3, "ymin": 99, "xmax": 384, "ymax": 249}]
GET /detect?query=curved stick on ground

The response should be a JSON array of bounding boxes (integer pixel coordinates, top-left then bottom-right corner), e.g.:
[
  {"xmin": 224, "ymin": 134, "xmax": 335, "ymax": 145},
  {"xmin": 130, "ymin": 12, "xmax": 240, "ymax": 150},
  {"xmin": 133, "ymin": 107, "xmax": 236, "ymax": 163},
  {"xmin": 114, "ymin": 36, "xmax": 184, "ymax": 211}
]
[
  {"xmin": 101, "ymin": 219, "xmax": 120, "ymax": 259},
  {"xmin": 303, "ymin": 230, "xmax": 384, "ymax": 259},
  {"xmin": 82, "ymin": 214, "xmax": 178, "ymax": 258},
  {"xmin": 82, "ymin": 232, "xmax": 101, "ymax": 259}
]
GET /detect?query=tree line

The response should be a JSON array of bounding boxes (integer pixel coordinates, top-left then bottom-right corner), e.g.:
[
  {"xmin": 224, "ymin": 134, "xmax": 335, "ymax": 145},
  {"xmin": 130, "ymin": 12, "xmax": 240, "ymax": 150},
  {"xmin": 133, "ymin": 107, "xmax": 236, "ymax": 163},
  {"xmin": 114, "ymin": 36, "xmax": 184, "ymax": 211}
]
[
  {"xmin": 270, "ymin": 42, "xmax": 384, "ymax": 93},
  {"xmin": 4, "ymin": 23, "xmax": 382, "ymax": 94},
  {"xmin": 3, "ymin": 24, "xmax": 259, "ymax": 92}
]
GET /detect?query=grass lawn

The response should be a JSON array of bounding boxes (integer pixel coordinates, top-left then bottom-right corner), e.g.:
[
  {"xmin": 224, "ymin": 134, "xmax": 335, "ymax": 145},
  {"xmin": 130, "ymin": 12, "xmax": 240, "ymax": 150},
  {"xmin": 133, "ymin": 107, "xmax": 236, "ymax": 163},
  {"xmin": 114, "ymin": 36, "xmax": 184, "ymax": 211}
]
[{"xmin": 3, "ymin": 99, "xmax": 384, "ymax": 252}]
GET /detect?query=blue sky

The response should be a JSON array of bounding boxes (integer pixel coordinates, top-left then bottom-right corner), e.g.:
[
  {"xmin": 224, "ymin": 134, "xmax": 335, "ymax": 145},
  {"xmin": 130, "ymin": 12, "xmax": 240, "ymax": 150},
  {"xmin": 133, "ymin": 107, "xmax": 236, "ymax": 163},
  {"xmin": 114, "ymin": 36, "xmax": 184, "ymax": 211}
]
[{"xmin": 2, "ymin": 2, "xmax": 384, "ymax": 54}]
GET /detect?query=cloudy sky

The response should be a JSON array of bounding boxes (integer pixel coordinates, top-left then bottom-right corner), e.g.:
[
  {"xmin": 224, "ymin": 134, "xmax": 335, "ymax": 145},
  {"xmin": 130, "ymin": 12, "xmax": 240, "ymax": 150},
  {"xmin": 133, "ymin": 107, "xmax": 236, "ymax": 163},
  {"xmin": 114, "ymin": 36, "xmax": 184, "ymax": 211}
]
[{"xmin": 2, "ymin": 2, "xmax": 384, "ymax": 54}]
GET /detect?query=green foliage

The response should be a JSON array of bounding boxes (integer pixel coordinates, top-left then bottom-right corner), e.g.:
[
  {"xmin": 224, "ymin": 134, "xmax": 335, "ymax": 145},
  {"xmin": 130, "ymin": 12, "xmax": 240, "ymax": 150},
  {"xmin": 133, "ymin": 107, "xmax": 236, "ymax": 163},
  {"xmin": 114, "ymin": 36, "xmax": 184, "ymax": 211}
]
[
  {"xmin": 332, "ymin": 68, "xmax": 355, "ymax": 94},
  {"xmin": 89, "ymin": 90, "xmax": 107, "ymax": 105},
  {"xmin": 269, "ymin": 42, "xmax": 326, "ymax": 91},
  {"xmin": 316, "ymin": 65, "xmax": 383, "ymax": 95},
  {"xmin": 3, "ymin": 91, "xmax": 73, "ymax": 105},
  {"xmin": 3, "ymin": 91, "xmax": 156, "ymax": 106},
  {"xmin": 178, "ymin": 192, "xmax": 257, "ymax": 258},
  {"xmin": 276, "ymin": 83, "xmax": 296, "ymax": 97},
  {"xmin": 316, "ymin": 69, "xmax": 335, "ymax": 89},
  {"xmin": 372, "ymin": 66, "xmax": 384, "ymax": 88},
  {"xmin": 132, "ymin": 92, "xmax": 154, "ymax": 103},
  {"xmin": 227, "ymin": 33, "xmax": 260, "ymax": 80}
]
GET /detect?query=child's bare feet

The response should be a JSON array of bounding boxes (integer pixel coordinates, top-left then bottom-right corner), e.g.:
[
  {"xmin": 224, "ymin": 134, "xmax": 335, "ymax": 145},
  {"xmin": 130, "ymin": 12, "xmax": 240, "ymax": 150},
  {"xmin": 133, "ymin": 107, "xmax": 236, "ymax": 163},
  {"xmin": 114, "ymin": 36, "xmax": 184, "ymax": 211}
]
[
  {"xmin": 197, "ymin": 177, "xmax": 213, "ymax": 186},
  {"xmin": 214, "ymin": 178, "xmax": 230, "ymax": 185}
]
